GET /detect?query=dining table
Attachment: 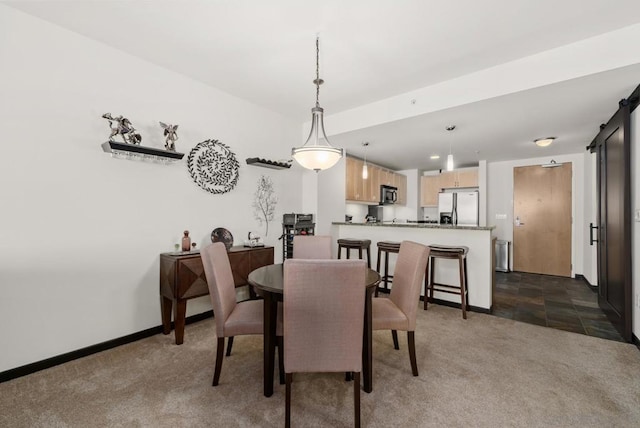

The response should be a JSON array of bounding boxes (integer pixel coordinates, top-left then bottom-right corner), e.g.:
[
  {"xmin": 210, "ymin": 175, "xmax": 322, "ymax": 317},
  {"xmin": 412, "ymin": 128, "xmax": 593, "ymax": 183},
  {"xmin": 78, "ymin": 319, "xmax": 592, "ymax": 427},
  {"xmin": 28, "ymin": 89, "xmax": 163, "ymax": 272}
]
[{"xmin": 248, "ymin": 263, "xmax": 381, "ymax": 397}]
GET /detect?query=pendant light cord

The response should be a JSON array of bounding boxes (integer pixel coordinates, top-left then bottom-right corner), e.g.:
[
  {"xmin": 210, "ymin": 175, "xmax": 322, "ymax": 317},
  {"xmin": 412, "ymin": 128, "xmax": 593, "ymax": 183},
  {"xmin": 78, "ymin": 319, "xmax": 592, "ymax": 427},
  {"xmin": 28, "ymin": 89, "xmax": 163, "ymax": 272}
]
[{"xmin": 314, "ymin": 37, "xmax": 323, "ymax": 108}]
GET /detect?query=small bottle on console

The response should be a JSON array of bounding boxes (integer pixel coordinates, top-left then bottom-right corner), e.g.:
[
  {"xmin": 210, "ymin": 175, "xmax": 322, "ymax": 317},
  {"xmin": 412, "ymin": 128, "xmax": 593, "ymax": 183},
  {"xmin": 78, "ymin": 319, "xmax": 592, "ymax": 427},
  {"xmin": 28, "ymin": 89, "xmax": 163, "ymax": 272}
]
[{"xmin": 181, "ymin": 230, "xmax": 191, "ymax": 251}]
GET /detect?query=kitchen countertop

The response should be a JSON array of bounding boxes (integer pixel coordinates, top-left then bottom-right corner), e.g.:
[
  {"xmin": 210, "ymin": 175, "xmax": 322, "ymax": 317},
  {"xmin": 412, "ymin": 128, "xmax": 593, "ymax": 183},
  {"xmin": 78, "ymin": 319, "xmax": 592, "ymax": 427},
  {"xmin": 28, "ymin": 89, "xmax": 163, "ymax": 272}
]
[{"xmin": 333, "ymin": 222, "xmax": 495, "ymax": 231}]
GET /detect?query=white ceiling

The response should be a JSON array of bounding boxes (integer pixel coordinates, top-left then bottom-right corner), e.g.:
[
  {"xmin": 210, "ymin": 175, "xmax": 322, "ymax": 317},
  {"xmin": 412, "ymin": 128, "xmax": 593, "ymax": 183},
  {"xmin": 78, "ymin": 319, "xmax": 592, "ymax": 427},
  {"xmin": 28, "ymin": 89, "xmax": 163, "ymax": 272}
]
[{"xmin": 5, "ymin": 0, "xmax": 640, "ymax": 170}]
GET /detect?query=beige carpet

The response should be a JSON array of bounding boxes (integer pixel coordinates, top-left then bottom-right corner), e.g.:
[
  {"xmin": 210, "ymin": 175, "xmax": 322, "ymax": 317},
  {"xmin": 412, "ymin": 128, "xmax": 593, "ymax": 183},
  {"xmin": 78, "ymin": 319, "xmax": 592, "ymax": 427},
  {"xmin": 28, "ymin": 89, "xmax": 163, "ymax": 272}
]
[{"xmin": 2, "ymin": 305, "xmax": 639, "ymax": 427}]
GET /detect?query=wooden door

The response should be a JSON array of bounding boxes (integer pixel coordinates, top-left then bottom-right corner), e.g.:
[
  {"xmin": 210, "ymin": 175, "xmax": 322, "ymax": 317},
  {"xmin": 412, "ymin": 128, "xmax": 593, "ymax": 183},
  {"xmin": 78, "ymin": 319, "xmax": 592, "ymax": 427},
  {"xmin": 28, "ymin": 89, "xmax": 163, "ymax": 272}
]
[
  {"xmin": 513, "ymin": 163, "xmax": 572, "ymax": 276},
  {"xmin": 594, "ymin": 104, "xmax": 631, "ymax": 341}
]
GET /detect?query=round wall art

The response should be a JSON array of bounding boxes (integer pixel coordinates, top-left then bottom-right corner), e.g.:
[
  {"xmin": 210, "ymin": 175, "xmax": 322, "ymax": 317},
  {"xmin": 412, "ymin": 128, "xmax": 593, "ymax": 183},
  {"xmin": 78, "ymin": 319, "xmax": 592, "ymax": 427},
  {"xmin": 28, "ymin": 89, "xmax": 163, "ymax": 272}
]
[{"xmin": 187, "ymin": 139, "xmax": 240, "ymax": 194}]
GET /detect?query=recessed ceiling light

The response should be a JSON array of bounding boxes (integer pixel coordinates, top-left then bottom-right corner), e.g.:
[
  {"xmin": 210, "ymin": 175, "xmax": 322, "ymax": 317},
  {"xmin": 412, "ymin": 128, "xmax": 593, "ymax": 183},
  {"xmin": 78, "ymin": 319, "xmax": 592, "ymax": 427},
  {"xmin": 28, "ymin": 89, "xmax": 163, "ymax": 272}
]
[
  {"xmin": 430, "ymin": 155, "xmax": 440, "ymax": 160},
  {"xmin": 534, "ymin": 137, "xmax": 555, "ymax": 147}
]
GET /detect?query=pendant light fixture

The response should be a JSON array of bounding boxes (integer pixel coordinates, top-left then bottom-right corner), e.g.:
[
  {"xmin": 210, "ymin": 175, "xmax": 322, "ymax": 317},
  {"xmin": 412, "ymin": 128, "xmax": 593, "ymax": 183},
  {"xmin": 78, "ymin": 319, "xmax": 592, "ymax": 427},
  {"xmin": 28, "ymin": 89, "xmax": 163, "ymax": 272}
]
[
  {"xmin": 362, "ymin": 142, "xmax": 369, "ymax": 179},
  {"xmin": 446, "ymin": 125, "xmax": 455, "ymax": 171},
  {"xmin": 292, "ymin": 36, "xmax": 344, "ymax": 172}
]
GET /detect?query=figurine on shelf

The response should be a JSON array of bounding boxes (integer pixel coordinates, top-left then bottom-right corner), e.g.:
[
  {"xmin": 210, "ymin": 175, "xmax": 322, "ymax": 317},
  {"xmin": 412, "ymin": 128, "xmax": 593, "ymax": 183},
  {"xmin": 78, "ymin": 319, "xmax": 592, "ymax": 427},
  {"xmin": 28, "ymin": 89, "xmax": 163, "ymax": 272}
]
[
  {"xmin": 181, "ymin": 230, "xmax": 191, "ymax": 252},
  {"xmin": 159, "ymin": 122, "xmax": 179, "ymax": 151},
  {"xmin": 102, "ymin": 113, "xmax": 142, "ymax": 145}
]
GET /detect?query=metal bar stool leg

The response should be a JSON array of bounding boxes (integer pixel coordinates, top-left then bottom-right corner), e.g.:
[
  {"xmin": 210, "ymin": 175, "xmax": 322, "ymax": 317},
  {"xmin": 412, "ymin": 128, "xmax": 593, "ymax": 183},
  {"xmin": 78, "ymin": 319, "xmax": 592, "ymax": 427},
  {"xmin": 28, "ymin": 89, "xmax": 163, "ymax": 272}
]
[{"xmin": 458, "ymin": 254, "xmax": 467, "ymax": 319}]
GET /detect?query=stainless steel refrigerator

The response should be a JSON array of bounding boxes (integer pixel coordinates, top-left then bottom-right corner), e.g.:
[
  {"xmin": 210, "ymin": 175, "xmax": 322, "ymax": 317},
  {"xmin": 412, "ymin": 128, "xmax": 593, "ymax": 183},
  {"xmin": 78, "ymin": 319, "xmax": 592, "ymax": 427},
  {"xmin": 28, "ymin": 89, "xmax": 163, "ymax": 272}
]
[{"xmin": 437, "ymin": 190, "xmax": 479, "ymax": 226}]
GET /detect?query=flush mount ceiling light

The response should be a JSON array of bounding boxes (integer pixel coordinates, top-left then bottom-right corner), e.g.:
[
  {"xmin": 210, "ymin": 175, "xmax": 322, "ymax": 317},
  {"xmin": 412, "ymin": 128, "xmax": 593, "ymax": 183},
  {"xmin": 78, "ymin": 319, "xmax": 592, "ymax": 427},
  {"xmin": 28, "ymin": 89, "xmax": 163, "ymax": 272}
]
[
  {"xmin": 362, "ymin": 142, "xmax": 369, "ymax": 179},
  {"xmin": 446, "ymin": 125, "xmax": 456, "ymax": 171},
  {"xmin": 291, "ymin": 36, "xmax": 344, "ymax": 172},
  {"xmin": 541, "ymin": 159, "xmax": 563, "ymax": 168},
  {"xmin": 534, "ymin": 137, "xmax": 555, "ymax": 147},
  {"xmin": 430, "ymin": 155, "xmax": 440, "ymax": 160}
]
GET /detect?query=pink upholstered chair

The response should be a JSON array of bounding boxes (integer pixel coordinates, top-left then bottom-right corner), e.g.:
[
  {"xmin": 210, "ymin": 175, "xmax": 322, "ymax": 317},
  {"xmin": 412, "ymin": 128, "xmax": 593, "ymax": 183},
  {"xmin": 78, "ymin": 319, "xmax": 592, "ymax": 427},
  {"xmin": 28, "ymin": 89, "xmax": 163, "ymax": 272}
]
[
  {"xmin": 292, "ymin": 235, "xmax": 332, "ymax": 259},
  {"xmin": 372, "ymin": 241, "xmax": 430, "ymax": 376},
  {"xmin": 201, "ymin": 242, "xmax": 283, "ymax": 386},
  {"xmin": 283, "ymin": 259, "xmax": 366, "ymax": 428}
]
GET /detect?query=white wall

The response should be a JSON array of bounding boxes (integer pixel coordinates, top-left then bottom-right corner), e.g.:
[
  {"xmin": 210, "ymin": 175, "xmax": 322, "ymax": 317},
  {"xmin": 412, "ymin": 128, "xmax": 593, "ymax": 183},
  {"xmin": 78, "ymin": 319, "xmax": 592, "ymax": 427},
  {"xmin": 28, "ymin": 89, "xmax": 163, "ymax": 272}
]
[
  {"xmin": 0, "ymin": 6, "xmax": 302, "ymax": 372},
  {"xmin": 583, "ymin": 152, "xmax": 598, "ymax": 285},
  {"xmin": 316, "ymin": 157, "xmax": 346, "ymax": 237},
  {"xmin": 487, "ymin": 153, "xmax": 585, "ymax": 275}
]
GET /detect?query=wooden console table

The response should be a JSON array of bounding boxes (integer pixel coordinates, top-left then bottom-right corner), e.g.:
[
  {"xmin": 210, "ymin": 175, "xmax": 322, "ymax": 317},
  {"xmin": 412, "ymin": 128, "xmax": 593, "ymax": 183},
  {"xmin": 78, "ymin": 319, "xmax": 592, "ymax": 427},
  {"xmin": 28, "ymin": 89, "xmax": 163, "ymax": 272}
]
[{"xmin": 159, "ymin": 246, "xmax": 274, "ymax": 344}]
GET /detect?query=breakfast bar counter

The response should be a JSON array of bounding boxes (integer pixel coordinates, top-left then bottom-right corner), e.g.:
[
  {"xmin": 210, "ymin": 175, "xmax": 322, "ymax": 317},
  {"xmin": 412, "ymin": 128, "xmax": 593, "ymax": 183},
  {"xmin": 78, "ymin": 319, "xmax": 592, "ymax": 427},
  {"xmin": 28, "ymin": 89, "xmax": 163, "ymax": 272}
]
[{"xmin": 331, "ymin": 222, "xmax": 496, "ymax": 311}]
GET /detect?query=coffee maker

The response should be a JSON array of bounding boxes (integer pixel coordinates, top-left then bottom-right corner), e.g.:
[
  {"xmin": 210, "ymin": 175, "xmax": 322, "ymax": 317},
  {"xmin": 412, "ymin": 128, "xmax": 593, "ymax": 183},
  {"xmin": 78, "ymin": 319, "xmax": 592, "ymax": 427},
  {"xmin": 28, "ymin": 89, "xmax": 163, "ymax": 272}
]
[{"xmin": 367, "ymin": 205, "xmax": 383, "ymax": 223}]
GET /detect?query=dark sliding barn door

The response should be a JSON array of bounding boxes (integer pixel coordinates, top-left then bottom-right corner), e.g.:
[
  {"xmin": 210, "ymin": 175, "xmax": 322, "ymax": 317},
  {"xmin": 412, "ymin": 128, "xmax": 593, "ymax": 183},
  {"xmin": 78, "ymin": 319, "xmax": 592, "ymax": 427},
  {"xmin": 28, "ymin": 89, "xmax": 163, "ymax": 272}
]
[{"xmin": 593, "ymin": 102, "xmax": 632, "ymax": 342}]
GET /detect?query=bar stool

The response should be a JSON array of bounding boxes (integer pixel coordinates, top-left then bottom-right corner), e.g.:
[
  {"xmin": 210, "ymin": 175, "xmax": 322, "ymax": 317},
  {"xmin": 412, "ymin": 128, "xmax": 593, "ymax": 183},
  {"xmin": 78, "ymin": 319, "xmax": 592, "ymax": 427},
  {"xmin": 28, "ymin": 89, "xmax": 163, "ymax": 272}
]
[
  {"xmin": 375, "ymin": 241, "xmax": 401, "ymax": 296},
  {"xmin": 424, "ymin": 245, "xmax": 470, "ymax": 319},
  {"xmin": 337, "ymin": 239, "xmax": 371, "ymax": 268}
]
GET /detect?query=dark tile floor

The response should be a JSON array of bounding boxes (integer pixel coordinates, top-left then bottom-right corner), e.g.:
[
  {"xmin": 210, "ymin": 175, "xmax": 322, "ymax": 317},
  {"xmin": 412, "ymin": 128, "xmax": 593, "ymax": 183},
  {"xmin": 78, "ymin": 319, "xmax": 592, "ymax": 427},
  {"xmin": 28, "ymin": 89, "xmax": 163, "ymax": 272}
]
[{"xmin": 492, "ymin": 271, "xmax": 625, "ymax": 342}]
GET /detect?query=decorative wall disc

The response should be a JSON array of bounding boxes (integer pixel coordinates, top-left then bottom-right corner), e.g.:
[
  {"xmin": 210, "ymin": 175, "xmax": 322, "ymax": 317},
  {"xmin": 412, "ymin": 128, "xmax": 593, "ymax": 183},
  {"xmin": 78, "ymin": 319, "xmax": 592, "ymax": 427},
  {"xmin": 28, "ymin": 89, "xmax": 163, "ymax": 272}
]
[{"xmin": 187, "ymin": 139, "xmax": 240, "ymax": 194}]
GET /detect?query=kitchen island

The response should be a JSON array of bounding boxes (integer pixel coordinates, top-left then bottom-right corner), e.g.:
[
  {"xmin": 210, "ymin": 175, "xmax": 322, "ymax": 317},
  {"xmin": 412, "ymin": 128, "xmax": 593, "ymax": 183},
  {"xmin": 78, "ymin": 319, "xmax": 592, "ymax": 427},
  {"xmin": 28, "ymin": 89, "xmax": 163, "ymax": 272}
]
[{"xmin": 332, "ymin": 222, "xmax": 496, "ymax": 311}]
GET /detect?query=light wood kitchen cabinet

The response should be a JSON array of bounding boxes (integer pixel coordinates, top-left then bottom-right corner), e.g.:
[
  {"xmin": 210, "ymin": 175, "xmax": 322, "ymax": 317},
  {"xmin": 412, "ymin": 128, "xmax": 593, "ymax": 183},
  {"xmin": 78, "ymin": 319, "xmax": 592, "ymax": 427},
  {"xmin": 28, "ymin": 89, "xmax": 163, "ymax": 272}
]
[
  {"xmin": 394, "ymin": 172, "xmax": 407, "ymax": 205},
  {"xmin": 455, "ymin": 169, "xmax": 478, "ymax": 187},
  {"xmin": 379, "ymin": 168, "xmax": 394, "ymax": 186},
  {"xmin": 420, "ymin": 168, "xmax": 478, "ymax": 207},
  {"xmin": 346, "ymin": 157, "xmax": 364, "ymax": 201},
  {"xmin": 345, "ymin": 156, "xmax": 407, "ymax": 205},
  {"xmin": 439, "ymin": 169, "xmax": 478, "ymax": 188},
  {"xmin": 420, "ymin": 175, "xmax": 440, "ymax": 206},
  {"xmin": 365, "ymin": 164, "xmax": 380, "ymax": 202}
]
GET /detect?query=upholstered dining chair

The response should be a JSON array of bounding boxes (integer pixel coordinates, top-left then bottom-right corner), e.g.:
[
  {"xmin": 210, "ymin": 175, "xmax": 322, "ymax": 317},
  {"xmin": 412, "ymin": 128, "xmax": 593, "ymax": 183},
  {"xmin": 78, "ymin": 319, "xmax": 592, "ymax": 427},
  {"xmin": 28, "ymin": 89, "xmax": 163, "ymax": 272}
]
[
  {"xmin": 292, "ymin": 235, "xmax": 332, "ymax": 259},
  {"xmin": 372, "ymin": 240, "xmax": 430, "ymax": 376},
  {"xmin": 283, "ymin": 259, "xmax": 366, "ymax": 428},
  {"xmin": 201, "ymin": 242, "xmax": 283, "ymax": 386}
]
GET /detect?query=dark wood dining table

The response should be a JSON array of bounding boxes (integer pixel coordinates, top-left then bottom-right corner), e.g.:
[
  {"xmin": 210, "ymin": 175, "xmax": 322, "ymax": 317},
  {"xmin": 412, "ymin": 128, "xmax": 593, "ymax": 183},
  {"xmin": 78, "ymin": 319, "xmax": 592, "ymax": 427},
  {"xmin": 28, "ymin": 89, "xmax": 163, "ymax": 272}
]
[{"xmin": 248, "ymin": 263, "xmax": 381, "ymax": 397}]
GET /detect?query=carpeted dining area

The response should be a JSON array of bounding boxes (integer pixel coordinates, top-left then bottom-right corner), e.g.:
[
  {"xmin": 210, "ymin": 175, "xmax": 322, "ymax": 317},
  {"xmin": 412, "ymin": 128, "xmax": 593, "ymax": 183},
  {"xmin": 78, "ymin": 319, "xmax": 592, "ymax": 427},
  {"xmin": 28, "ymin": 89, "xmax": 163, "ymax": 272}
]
[{"xmin": 2, "ymin": 304, "xmax": 639, "ymax": 427}]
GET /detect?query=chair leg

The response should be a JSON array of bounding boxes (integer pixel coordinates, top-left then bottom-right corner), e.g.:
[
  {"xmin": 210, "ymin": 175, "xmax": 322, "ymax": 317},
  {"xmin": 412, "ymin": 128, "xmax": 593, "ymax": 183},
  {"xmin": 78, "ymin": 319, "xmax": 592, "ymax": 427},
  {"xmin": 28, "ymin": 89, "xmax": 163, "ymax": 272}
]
[
  {"xmin": 212, "ymin": 337, "xmax": 225, "ymax": 386},
  {"xmin": 285, "ymin": 373, "xmax": 293, "ymax": 428},
  {"xmin": 423, "ymin": 257, "xmax": 431, "ymax": 310},
  {"xmin": 428, "ymin": 257, "xmax": 436, "ymax": 303},
  {"xmin": 408, "ymin": 331, "xmax": 418, "ymax": 376},
  {"xmin": 375, "ymin": 247, "xmax": 382, "ymax": 297},
  {"xmin": 225, "ymin": 336, "xmax": 234, "ymax": 356},
  {"xmin": 354, "ymin": 372, "xmax": 361, "ymax": 428},
  {"xmin": 366, "ymin": 246, "xmax": 371, "ymax": 269},
  {"xmin": 391, "ymin": 330, "xmax": 399, "ymax": 350},
  {"xmin": 459, "ymin": 255, "xmax": 467, "ymax": 320},
  {"xmin": 277, "ymin": 336, "xmax": 285, "ymax": 385}
]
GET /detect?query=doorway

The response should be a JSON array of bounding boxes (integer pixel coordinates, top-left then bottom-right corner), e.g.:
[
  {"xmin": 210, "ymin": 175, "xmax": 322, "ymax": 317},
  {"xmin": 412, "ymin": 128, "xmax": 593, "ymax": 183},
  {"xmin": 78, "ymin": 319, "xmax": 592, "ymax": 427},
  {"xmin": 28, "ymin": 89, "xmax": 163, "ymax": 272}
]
[{"xmin": 513, "ymin": 163, "xmax": 572, "ymax": 276}]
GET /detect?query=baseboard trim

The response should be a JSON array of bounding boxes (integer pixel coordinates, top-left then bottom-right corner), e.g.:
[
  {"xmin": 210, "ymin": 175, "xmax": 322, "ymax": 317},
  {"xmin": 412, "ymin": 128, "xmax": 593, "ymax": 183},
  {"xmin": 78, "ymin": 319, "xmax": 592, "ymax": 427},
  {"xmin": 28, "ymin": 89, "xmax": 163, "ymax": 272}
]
[
  {"xmin": 0, "ymin": 310, "xmax": 214, "ymax": 384},
  {"xmin": 575, "ymin": 274, "xmax": 598, "ymax": 293},
  {"xmin": 375, "ymin": 287, "xmax": 492, "ymax": 314}
]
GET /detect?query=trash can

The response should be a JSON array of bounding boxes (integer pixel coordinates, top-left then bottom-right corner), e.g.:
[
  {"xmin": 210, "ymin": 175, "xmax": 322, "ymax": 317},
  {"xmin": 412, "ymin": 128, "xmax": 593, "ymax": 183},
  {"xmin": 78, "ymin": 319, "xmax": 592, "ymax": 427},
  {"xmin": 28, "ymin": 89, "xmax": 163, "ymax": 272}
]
[{"xmin": 495, "ymin": 240, "xmax": 510, "ymax": 272}]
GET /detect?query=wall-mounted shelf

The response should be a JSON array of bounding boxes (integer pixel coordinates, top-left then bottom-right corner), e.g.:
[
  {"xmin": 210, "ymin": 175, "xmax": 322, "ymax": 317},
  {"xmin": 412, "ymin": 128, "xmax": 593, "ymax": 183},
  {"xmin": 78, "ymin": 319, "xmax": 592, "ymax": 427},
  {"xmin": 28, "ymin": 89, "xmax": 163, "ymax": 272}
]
[
  {"xmin": 102, "ymin": 141, "xmax": 184, "ymax": 163},
  {"xmin": 246, "ymin": 157, "xmax": 292, "ymax": 170}
]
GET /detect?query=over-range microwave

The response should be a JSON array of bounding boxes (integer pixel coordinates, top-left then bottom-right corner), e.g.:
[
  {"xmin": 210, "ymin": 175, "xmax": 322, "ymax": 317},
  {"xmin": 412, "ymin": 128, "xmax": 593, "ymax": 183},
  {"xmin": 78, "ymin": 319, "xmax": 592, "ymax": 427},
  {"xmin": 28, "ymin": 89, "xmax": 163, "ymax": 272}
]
[{"xmin": 380, "ymin": 185, "xmax": 398, "ymax": 205}]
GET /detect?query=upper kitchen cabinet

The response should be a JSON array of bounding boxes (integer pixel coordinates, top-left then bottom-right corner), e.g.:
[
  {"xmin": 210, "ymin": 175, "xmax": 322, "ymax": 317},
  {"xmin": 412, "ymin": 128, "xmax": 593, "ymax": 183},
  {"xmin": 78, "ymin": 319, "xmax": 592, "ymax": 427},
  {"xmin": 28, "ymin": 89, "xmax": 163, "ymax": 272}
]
[
  {"xmin": 438, "ymin": 168, "xmax": 478, "ymax": 188},
  {"xmin": 365, "ymin": 164, "xmax": 380, "ymax": 202},
  {"xmin": 345, "ymin": 156, "xmax": 364, "ymax": 201},
  {"xmin": 394, "ymin": 172, "xmax": 407, "ymax": 205},
  {"xmin": 420, "ymin": 175, "xmax": 440, "ymax": 207},
  {"xmin": 420, "ymin": 168, "xmax": 478, "ymax": 207},
  {"xmin": 345, "ymin": 156, "xmax": 407, "ymax": 205}
]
